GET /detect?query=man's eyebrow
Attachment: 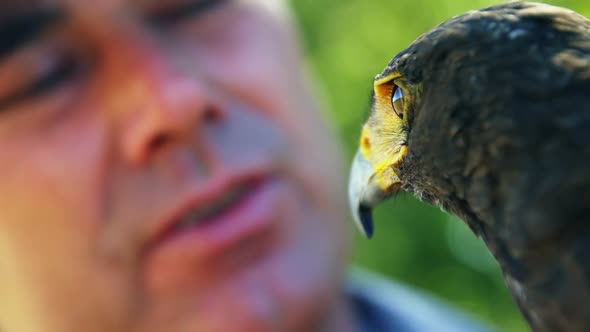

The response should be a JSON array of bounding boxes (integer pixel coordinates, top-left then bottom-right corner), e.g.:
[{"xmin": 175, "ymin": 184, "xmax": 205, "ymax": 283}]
[
  {"xmin": 0, "ymin": 8, "xmax": 65, "ymax": 59},
  {"xmin": 146, "ymin": 0, "xmax": 227, "ymax": 23}
]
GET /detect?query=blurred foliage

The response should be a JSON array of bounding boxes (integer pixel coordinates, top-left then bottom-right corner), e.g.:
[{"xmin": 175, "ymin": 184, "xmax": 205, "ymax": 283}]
[{"xmin": 288, "ymin": 1, "xmax": 590, "ymax": 331}]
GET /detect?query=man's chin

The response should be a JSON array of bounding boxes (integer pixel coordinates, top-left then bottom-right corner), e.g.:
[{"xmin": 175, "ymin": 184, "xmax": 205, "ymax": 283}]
[
  {"xmin": 137, "ymin": 177, "xmax": 347, "ymax": 332},
  {"xmin": 137, "ymin": 238, "xmax": 343, "ymax": 332},
  {"xmin": 137, "ymin": 260, "xmax": 300, "ymax": 332}
]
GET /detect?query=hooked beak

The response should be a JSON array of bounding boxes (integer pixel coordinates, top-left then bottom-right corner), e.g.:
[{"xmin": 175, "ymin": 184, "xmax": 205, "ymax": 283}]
[
  {"xmin": 348, "ymin": 147, "xmax": 406, "ymax": 238},
  {"xmin": 348, "ymin": 150, "xmax": 390, "ymax": 238}
]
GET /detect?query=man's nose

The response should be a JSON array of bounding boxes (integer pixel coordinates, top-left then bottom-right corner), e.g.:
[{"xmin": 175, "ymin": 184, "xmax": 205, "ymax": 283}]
[{"xmin": 98, "ymin": 25, "xmax": 223, "ymax": 166}]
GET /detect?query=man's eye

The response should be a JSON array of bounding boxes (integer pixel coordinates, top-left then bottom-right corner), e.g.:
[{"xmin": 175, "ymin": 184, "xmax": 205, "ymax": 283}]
[
  {"xmin": 0, "ymin": 9, "xmax": 63, "ymax": 59},
  {"xmin": 0, "ymin": 54, "xmax": 81, "ymax": 110},
  {"xmin": 151, "ymin": 0, "xmax": 228, "ymax": 24},
  {"xmin": 391, "ymin": 86, "xmax": 404, "ymax": 119},
  {"xmin": 28, "ymin": 56, "xmax": 79, "ymax": 97}
]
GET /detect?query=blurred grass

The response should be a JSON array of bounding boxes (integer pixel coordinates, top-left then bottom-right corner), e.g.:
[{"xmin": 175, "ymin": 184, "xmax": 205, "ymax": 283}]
[{"xmin": 288, "ymin": 1, "xmax": 590, "ymax": 331}]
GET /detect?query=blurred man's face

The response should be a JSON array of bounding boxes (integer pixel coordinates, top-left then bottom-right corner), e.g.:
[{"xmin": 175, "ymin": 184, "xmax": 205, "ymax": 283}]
[{"xmin": 0, "ymin": 1, "xmax": 350, "ymax": 331}]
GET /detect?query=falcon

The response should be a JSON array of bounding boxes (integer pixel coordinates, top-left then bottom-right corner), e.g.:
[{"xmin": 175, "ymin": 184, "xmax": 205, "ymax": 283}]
[{"xmin": 348, "ymin": 2, "xmax": 590, "ymax": 332}]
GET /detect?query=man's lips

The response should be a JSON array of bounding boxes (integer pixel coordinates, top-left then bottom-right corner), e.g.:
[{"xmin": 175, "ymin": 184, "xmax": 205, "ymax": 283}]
[
  {"xmin": 151, "ymin": 176, "xmax": 263, "ymax": 246},
  {"xmin": 143, "ymin": 170, "xmax": 280, "ymax": 275}
]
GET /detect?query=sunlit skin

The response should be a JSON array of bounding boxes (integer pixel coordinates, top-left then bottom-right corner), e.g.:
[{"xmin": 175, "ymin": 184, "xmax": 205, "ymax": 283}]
[{"xmin": 0, "ymin": 1, "xmax": 357, "ymax": 331}]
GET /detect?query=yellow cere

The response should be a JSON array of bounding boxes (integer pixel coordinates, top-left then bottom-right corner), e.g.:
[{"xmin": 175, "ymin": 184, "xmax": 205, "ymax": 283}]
[
  {"xmin": 372, "ymin": 145, "xmax": 408, "ymax": 191},
  {"xmin": 358, "ymin": 70, "xmax": 410, "ymax": 191}
]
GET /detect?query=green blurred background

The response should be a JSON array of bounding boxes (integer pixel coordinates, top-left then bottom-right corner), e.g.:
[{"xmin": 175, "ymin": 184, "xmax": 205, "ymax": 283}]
[{"xmin": 288, "ymin": 1, "xmax": 590, "ymax": 331}]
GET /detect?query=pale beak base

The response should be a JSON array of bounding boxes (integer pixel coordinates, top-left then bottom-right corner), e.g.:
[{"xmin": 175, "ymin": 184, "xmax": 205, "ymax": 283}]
[{"xmin": 348, "ymin": 150, "xmax": 392, "ymax": 238}]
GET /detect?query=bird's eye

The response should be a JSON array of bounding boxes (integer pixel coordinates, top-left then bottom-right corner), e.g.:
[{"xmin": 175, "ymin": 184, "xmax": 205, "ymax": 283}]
[{"xmin": 391, "ymin": 86, "xmax": 404, "ymax": 119}]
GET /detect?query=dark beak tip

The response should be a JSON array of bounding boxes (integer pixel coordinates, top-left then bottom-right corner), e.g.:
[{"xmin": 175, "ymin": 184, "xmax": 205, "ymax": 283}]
[{"xmin": 358, "ymin": 205, "xmax": 374, "ymax": 239}]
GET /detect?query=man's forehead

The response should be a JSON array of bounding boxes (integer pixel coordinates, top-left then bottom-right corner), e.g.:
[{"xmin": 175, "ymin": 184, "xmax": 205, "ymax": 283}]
[
  {"xmin": 0, "ymin": 0, "xmax": 56, "ymax": 11},
  {"xmin": 0, "ymin": 0, "xmax": 290, "ymax": 24},
  {"xmin": 0, "ymin": 0, "xmax": 161, "ymax": 12},
  {"xmin": 0, "ymin": 0, "xmax": 287, "ymax": 9}
]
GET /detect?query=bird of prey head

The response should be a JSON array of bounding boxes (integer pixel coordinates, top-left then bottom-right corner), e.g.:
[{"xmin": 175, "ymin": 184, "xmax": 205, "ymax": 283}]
[{"xmin": 349, "ymin": 2, "xmax": 590, "ymax": 331}]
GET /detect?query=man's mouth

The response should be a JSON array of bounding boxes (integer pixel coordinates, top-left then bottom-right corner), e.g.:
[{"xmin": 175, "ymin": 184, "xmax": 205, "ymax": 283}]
[
  {"xmin": 150, "ymin": 173, "xmax": 270, "ymax": 249},
  {"xmin": 143, "ymin": 170, "xmax": 281, "ymax": 286},
  {"xmin": 173, "ymin": 183, "xmax": 251, "ymax": 231}
]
